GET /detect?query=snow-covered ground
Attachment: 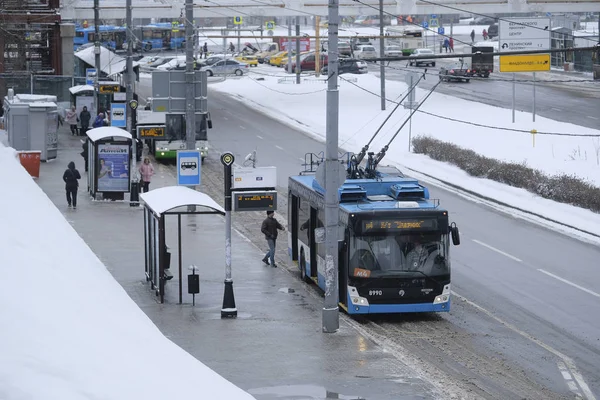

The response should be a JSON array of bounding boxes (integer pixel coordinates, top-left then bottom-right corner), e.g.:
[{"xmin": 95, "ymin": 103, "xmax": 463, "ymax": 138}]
[
  {"xmin": 0, "ymin": 144, "xmax": 255, "ymax": 399},
  {"xmin": 207, "ymin": 70, "xmax": 600, "ymax": 240}
]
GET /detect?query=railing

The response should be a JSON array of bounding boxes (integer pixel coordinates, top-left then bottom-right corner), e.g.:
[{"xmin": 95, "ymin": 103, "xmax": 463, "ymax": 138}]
[{"xmin": 0, "ymin": 74, "xmax": 87, "ymax": 104}]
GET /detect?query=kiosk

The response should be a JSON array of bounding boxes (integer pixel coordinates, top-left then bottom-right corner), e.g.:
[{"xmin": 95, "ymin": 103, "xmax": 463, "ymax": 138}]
[
  {"xmin": 140, "ymin": 186, "xmax": 225, "ymax": 304},
  {"xmin": 85, "ymin": 126, "xmax": 132, "ymax": 200}
]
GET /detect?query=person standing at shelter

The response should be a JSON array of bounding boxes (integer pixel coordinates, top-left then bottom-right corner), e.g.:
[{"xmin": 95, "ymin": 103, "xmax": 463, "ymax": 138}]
[
  {"xmin": 261, "ymin": 211, "xmax": 284, "ymax": 268},
  {"xmin": 79, "ymin": 106, "xmax": 91, "ymax": 136},
  {"xmin": 470, "ymin": 29, "xmax": 475, "ymax": 43},
  {"xmin": 63, "ymin": 161, "xmax": 81, "ymax": 209},
  {"xmin": 92, "ymin": 112, "xmax": 106, "ymax": 128},
  {"xmin": 139, "ymin": 157, "xmax": 154, "ymax": 193},
  {"xmin": 66, "ymin": 106, "xmax": 79, "ymax": 136}
]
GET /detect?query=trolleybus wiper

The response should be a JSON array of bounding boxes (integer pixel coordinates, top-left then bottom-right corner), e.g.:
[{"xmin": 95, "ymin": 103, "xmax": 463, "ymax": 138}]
[
  {"xmin": 350, "ymin": 70, "xmax": 427, "ymax": 177},
  {"xmin": 364, "ymin": 80, "xmax": 442, "ymax": 179}
]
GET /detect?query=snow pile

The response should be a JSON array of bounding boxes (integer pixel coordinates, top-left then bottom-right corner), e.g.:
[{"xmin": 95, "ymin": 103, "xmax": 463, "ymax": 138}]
[
  {"xmin": 208, "ymin": 71, "xmax": 600, "ymax": 238},
  {"xmin": 0, "ymin": 144, "xmax": 255, "ymax": 400}
]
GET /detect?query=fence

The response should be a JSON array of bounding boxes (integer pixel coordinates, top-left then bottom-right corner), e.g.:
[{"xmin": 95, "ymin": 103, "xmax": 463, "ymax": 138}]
[{"xmin": 0, "ymin": 74, "xmax": 87, "ymax": 105}]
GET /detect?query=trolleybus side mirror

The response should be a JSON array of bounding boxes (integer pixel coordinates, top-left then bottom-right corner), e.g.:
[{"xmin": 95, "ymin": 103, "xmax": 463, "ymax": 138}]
[{"xmin": 450, "ymin": 222, "xmax": 460, "ymax": 246}]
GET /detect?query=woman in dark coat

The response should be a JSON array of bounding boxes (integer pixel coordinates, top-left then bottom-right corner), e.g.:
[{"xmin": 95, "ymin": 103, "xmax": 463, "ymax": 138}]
[{"xmin": 63, "ymin": 161, "xmax": 82, "ymax": 209}]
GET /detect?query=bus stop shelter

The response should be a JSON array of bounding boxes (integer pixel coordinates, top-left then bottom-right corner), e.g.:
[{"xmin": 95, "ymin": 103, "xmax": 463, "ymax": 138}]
[
  {"xmin": 85, "ymin": 126, "xmax": 132, "ymax": 200},
  {"xmin": 140, "ymin": 186, "xmax": 225, "ymax": 304}
]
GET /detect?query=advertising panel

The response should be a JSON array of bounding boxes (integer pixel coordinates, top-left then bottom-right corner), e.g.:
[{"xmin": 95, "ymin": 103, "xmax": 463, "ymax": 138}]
[{"xmin": 97, "ymin": 143, "xmax": 130, "ymax": 192}]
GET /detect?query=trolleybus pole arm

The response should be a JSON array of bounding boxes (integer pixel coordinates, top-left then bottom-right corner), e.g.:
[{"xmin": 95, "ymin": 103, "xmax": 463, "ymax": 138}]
[
  {"xmin": 370, "ymin": 80, "xmax": 441, "ymax": 173},
  {"xmin": 353, "ymin": 70, "xmax": 426, "ymax": 168}
]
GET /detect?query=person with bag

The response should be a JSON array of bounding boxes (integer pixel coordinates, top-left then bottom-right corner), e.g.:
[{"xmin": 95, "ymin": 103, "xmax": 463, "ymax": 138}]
[
  {"xmin": 261, "ymin": 211, "xmax": 284, "ymax": 268},
  {"xmin": 62, "ymin": 161, "xmax": 81, "ymax": 209},
  {"xmin": 138, "ymin": 157, "xmax": 155, "ymax": 192}
]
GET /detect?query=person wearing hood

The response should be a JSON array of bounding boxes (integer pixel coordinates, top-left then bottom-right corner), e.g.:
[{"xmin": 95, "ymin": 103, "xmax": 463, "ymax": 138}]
[
  {"xmin": 62, "ymin": 161, "xmax": 82, "ymax": 209},
  {"xmin": 92, "ymin": 112, "xmax": 106, "ymax": 128},
  {"xmin": 79, "ymin": 106, "xmax": 91, "ymax": 136}
]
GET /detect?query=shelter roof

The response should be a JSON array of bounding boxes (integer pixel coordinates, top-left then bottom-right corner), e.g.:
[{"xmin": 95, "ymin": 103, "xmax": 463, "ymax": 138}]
[{"xmin": 140, "ymin": 186, "xmax": 225, "ymax": 216}]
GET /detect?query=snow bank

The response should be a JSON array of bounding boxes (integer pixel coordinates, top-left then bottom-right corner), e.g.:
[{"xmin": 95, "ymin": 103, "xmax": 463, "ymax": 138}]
[{"xmin": 0, "ymin": 145, "xmax": 255, "ymax": 400}]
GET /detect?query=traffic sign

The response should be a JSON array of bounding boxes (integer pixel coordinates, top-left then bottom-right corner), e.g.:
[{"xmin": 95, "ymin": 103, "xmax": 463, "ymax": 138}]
[
  {"xmin": 265, "ymin": 20, "xmax": 275, "ymax": 30},
  {"xmin": 177, "ymin": 150, "xmax": 201, "ymax": 186},
  {"xmin": 233, "ymin": 16, "xmax": 243, "ymax": 25},
  {"xmin": 431, "ymin": 14, "xmax": 437, "ymax": 18},
  {"xmin": 498, "ymin": 17, "xmax": 551, "ymax": 52},
  {"xmin": 85, "ymin": 68, "xmax": 96, "ymax": 85},
  {"xmin": 429, "ymin": 18, "xmax": 438, "ymax": 27},
  {"xmin": 499, "ymin": 54, "xmax": 551, "ymax": 72},
  {"xmin": 422, "ymin": 21, "xmax": 428, "ymax": 29},
  {"xmin": 437, "ymin": 27, "xmax": 445, "ymax": 35},
  {"xmin": 220, "ymin": 152, "xmax": 235, "ymax": 167}
]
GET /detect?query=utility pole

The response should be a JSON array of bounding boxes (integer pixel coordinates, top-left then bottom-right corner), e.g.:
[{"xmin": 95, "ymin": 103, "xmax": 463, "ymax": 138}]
[
  {"xmin": 93, "ymin": 0, "xmax": 101, "ymax": 116},
  {"xmin": 323, "ymin": 0, "xmax": 340, "ymax": 334},
  {"xmin": 378, "ymin": 0, "xmax": 386, "ymax": 110},
  {"xmin": 287, "ymin": 17, "xmax": 292, "ymax": 73},
  {"xmin": 296, "ymin": 16, "xmax": 301, "ymax": 83},
  {"xmin": 126, "ymin": 0, "xmax": 138, "ymax": 205},
  {"xmin": 185, "ymin": 0, "xmax": 195, "ymax": 152}
]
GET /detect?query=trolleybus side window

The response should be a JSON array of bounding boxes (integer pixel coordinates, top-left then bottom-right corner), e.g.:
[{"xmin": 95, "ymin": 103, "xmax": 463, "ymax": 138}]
[{"xmin": 298, "ymin": 198, "xmax": 309, "ymax": 245}]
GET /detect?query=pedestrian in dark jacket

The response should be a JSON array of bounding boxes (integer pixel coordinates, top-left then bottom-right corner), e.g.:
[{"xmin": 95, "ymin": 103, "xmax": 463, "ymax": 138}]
[
  {"xmin": 79, "ymin": 106, "xmax": 91, "ymax": 136},
  {"xmin": 261, "ymin": 210, "xmax": 284, "ymax": 267},
  {"xmin": 62, "ymin": 161, "xmax": 81, "ymax": 209}
]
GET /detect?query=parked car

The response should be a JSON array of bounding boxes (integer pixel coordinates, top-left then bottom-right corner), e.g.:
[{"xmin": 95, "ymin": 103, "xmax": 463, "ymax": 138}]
[
  {"xmin": 321, "ymin": 58, "xmax": 368, "ymax": 75},
  {"xmin": 198, "ymin": 55, "xmax": 225, "ymax": 68},
  {"xmin": 201, "ymin": 59, "xmax": 248, "ymax": 76},
  {"xmin": 487, "ymin": 23, "xmax": 498, "ymax": 39},
  {"xmin": 338, "ymin": 41, "xmax": 353, "ymax": 56},
  {"xmin": 408, "ymin": 48, "xmax": 435, "ymax": 67},
  {"xmin": 287, "ymin": 52, "xmax": 328, "ymax": 73},
  {"xmin": 439, "ymin": 61, "xmax": 471, "ymax": 82},
  {"xmin": 235, "ymin": 54, "xmax": 258, "ymax": 67},
  {"xmin": 351, "ymin": 37, "xmax": 373, "ymax": 50},
  {"xmin": 354, "ymin": 45, "xmax": 377, "ymax": 61},
  {"xmin": 469, "ymin": 16, "xmax": 496, "ymax": 26},
  {"xmin": 384, "ymin": 45, "xmax": 403, "ymax": 57}
]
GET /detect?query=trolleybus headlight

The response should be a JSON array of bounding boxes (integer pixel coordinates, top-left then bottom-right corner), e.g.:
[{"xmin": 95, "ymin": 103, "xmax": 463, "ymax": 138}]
[{"xmin": 348, "ymin": 285, "xmax": 369, "ymax": 306}]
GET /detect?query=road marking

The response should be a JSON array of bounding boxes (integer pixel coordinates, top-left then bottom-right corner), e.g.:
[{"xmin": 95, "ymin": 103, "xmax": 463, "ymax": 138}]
[
  {"xmin": 223, "ymin": 116, "xmax": 229, "ymax": 120},
  {"xmin": 558, "ymin": 361, "xmax": 584, "ymax": 397},
  {"xmin": 472, "ymin": 239, "xmax": 522, "ymax": 262},
  {"xmin": 256, "ymin": 135, "xmax": 264, "ymax": 140},
  {"xmin": 454, "ymin": 291, "xmax": 596, "ymax": 400},
  {"xmin": 551, "ymin": 107, "xmax": 562, "ymax": 112},
  {"xmin": 298, "ymin": 157, "xmax": 305, "ymax": 162},
  {"xmin": 587, "ymin": 116, "xmax": 599, "ymax": 120},
  {"xmin": 275, "ymin": 145, "xmax": 284, "ymax": 150},
  {"xmin": 240, "ymin": 125, "xmax": 246, "ymax": 130},
  {"xmin": 537, "ymin": 269, "xmax": 600, "ymax": 298}
]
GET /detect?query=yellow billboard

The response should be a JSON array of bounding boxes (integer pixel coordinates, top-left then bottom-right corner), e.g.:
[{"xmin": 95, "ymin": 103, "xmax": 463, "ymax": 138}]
[{"xmin": 499, "ymin": 54, "xmax": 551, "ymax": 73}]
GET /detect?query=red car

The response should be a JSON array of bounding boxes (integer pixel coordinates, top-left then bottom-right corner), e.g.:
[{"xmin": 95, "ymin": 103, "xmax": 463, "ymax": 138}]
[{"xmin": 288, "ymin": 53, "xmax": 328, "ymax": 73}]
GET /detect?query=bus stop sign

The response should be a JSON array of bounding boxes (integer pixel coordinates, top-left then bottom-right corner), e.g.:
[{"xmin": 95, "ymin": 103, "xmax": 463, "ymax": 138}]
[{"xmin": 177, "ymin": 150, "xmax": 201, "ymax": 186}]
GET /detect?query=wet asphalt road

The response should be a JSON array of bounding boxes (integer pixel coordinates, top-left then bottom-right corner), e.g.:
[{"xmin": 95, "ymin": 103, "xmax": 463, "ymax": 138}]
[
  {"xmin": 202, "ymin": 89, "xmax": 600, "ymax": 399},
  {"xmin": 367, "ymin": 54, "xmax": 600, "ymax": 131}
]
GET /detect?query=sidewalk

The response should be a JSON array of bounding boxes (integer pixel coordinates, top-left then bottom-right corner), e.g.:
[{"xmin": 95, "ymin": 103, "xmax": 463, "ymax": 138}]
[{"xmin": 34, "ymin": 128, "xmax": 444, "ymax": 399}]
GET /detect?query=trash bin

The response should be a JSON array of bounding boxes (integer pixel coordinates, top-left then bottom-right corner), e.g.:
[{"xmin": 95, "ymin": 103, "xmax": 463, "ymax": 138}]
[{"xmin": 18, "ymin": 151, "xmax": 41, "ymax": 178}]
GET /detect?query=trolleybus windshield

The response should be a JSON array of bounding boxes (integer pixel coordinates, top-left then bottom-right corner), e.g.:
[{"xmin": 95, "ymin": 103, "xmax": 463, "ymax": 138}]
[{"xmin": 349, "ymin": 232, "xmax": 449, "ymax": 279}]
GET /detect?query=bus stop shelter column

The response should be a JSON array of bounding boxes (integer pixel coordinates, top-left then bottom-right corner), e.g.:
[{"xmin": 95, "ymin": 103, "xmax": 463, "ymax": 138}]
[{"xmin": 323, "ymin": 0, "xmax": 340, "ymax": 334}]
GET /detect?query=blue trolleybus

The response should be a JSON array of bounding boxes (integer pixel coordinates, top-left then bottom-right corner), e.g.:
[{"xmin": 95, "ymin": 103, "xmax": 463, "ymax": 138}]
[
  {"xmin": 288, "ymin": 154, "xmax": 460, "ymax": 315},
  {"xmin": 74, "ymin": 25, "xmax": 126, "ymax": 51},
  {"xmin": 135, "ymin": 23, "xmax": 186, "ymax": 51}
]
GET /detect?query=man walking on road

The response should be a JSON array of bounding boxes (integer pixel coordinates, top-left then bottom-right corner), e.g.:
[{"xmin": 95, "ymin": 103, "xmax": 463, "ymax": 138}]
[{"xmin": 261, "ymin": 211, "xmax": 284, "ymax": 268}]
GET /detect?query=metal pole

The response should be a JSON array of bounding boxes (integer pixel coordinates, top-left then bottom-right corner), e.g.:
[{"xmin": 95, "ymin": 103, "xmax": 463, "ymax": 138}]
[
  {"xmin": 221, "ymin": 152, "xmax": 237, "ymax": 318},
  {"xmin": 287, "ymin": 17, "xmax": 293, "ymax": 73},
  {"xmin": 94, "ymin": 0, "xmax": 101, "ymax": 116},
  {"xmin": 323, "ymin": 0, "xmax": 340, "ymax": 334},
  {"xmin": 185, "ymin": 0, "xmax": 195, "ymax": 151},
  {"xmin": 512, "ymin": 73, "xmax": 516, "ymax": 123},
  {"xmin": 315, "ymin": 16, "xmax": 321, "ymax": 77},
  {"xmin": 378, "ymin": 0, "xmax": 386, "ymax": 111},
  {"xmin": 532, "ymin": 72, "xmax": 536, "ymax": 122},
  {"xmin": 237, "ymin": 24, "xmax": 241, "ymax": 53},
  {"xmin": 408, "ymin": 114, "xmax": 412, "ymax": 152},
  {"xmin": 178, "ymin": 214, "xmax": 182, "ymax": 304},
  {"xmin": 296, "ymin": 17, "xmax": 301, "ymax": 84},
  {"xmin": 126, "ymin": 0, "xmax": 139, "ymax": 206}
]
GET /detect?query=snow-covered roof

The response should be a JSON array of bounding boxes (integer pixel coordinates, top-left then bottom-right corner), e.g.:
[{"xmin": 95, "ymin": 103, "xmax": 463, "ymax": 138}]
[
  {"xmin": 75, "ymin": 46, "xmax": 140, "ymax": 76},
  {"xmin": 86, "ymin": 126, "xmax": 132, "ymax": 142},
  {"xmin": 14, "ymin": 94, "xmax": 57, "ymax": 103},
  {"xmin": 69, "ymin": 85, "xmax": 95, "ymax": 95},
  {"xmin": 140, "ymin": 186, "xmax": 225, "ymax": 216}
]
